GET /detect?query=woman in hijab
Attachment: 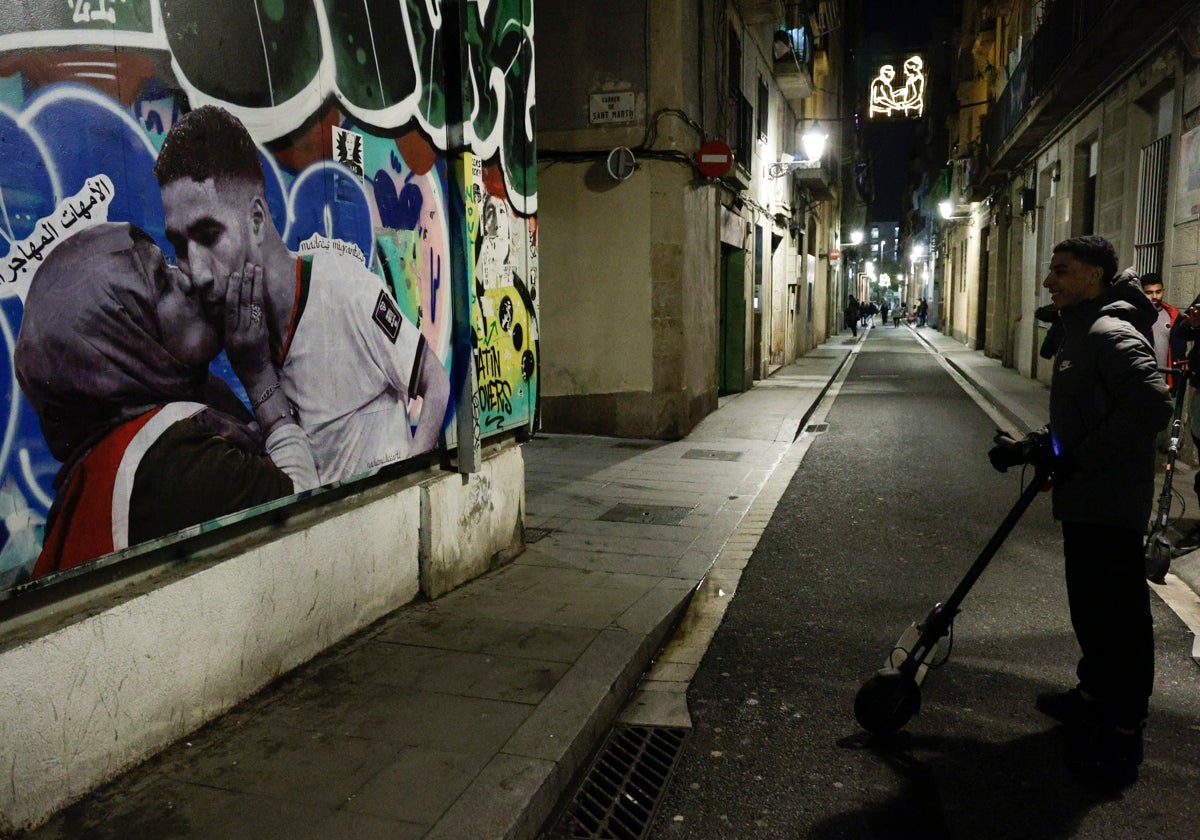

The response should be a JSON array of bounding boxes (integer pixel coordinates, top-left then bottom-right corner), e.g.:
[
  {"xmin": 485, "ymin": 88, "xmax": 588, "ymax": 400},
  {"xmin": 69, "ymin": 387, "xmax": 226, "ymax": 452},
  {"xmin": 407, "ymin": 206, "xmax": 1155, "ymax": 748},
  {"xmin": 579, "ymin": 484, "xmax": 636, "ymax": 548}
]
[{"xmin": 15, "ymin": 221, "xmax": 316, "ymax": 580}]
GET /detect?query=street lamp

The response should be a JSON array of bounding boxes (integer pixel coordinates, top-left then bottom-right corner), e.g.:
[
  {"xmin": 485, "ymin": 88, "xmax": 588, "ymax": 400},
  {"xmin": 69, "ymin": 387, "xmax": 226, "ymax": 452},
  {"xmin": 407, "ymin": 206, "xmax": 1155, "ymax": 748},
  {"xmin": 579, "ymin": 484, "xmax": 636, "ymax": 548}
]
[
  {"xmin": 836, "ymin": 231, "xmax": 865, "ymax": 312},
  {"xmin": 801, "ymin": 120, "xmax": 827, "ymax": 164},
  {"xmin": 938, "ymin": 200, "xmax": 973, "ymax": 223},
  {"xmin": 908, "ymin": 243, "xmax": 930, "ymax": 309},
  {"xmin": 768, "ymin": 120, "xmax": 829, "ymax": 178}
]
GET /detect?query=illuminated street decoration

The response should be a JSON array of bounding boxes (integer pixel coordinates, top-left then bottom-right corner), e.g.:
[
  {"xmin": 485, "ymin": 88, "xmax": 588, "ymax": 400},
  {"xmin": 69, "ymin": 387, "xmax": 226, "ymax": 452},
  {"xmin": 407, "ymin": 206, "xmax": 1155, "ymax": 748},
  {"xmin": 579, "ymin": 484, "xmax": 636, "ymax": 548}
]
[{"xmin": 868, "ymin": 55, "xmax": 926, "ymax": 118}]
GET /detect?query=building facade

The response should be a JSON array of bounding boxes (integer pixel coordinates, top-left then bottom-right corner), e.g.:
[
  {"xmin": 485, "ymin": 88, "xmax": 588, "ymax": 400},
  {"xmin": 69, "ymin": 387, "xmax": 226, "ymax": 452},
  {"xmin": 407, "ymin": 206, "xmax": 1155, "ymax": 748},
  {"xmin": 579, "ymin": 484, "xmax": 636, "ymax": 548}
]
[
  {"xmin": 937, "ymin": 0, "xmax": 1200, "ymax": 385},
  {"xmin": 537, "ymin": 1, "xmax": 848, "ymax": 439}
]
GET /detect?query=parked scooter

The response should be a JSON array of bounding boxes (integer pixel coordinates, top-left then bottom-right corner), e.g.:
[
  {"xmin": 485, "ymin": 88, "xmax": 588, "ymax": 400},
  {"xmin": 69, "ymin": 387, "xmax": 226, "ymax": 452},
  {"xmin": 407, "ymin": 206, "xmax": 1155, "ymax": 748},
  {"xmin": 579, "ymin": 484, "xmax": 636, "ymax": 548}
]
[{"xmin": 1145, "ymin": 363, "xmax": 1190, "ymax": 584}]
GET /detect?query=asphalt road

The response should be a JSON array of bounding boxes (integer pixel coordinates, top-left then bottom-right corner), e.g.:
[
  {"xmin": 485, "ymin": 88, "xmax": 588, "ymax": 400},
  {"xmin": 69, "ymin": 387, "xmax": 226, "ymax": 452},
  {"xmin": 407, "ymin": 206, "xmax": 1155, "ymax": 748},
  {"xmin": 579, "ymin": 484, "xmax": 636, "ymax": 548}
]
[{"xmin": 647, "ymin": 325, "xmax": 1200, "ymax": 839}]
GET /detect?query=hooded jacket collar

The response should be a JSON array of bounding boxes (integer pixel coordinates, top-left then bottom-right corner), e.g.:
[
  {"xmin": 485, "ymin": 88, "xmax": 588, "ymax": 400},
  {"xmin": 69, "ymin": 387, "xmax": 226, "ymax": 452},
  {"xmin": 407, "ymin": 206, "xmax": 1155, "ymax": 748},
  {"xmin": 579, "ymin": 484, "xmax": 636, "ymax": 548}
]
[{"xmin": 1062, "ymin": 268, "xmax": 1156, "ymax": 337}]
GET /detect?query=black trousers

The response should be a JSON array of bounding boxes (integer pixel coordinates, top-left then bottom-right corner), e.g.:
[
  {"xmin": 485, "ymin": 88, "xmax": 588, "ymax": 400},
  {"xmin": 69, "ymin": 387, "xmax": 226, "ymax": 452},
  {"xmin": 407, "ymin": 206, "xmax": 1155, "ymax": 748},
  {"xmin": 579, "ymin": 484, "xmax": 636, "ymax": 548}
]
[{"xmin": 1062, "ymin": 521, "xmax": 1154, "ymax": 728}]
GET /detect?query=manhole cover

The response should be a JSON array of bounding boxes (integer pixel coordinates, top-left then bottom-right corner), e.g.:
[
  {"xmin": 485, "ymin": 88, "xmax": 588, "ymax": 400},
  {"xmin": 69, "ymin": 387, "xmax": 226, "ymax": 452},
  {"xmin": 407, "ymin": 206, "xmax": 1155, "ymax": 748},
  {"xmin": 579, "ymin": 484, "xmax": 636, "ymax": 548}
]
[
  {"xmin": 681, "ymin": 448, "xmax": 743, "ymax": 462},
  {"xmin": 598, "ymin": 503, "xmax": 692, "ymax": 526},
  {"xmin": 545, "ymin": 725, "xmax": 688, "ymax": 839}
]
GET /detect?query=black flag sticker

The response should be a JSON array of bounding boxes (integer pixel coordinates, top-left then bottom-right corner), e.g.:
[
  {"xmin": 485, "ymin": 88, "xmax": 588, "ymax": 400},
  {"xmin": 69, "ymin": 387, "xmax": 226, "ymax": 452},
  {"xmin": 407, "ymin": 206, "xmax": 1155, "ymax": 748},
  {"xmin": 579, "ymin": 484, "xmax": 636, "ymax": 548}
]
[{"xmin": 373, "ymin": 289, "xmax": 402, "ymax": 343}]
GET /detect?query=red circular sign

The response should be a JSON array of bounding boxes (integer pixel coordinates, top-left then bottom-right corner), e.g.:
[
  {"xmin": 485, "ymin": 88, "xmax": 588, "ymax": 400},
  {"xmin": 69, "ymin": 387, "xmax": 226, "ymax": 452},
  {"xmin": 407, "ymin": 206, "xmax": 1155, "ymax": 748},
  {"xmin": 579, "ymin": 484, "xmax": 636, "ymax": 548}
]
[
  {"xmin": 695, "ymin": 140, "xmax": 734, "ymax": 178},
  {"xmin": 829, "ymin": 248, "xmax": 842, "ymax": 261}
]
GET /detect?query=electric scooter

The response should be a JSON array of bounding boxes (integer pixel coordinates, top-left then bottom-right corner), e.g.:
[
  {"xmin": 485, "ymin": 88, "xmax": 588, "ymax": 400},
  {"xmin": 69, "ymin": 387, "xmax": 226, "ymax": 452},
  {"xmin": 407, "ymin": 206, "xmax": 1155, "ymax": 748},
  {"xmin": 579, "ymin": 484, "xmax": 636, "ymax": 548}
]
[
  {"xmin": 854, "ymin": 461, "xmax": 1052, "ymax": 736},
  {"xmin": 1145, "ymin": 363, "xmax": 1189, "ymax": 584}
]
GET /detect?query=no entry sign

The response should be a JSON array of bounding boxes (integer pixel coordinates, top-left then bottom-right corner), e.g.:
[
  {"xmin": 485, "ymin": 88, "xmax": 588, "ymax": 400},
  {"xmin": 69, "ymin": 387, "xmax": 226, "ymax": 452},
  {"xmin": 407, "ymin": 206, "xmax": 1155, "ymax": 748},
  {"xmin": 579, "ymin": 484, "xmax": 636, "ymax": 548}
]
[{"xmin": 695, "ymin": 140, "xmax": 734, "ymax": 178}]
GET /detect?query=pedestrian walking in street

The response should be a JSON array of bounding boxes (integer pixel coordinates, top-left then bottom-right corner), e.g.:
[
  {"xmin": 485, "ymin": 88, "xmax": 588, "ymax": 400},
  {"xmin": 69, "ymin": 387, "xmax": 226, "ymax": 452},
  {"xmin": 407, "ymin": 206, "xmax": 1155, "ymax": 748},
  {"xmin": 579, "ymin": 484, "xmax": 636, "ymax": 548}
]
[
  {"xmin": 866, "ymin": 301, "xmax": 878, "ymax": 327},
  {"xmin": 844, "ymin": 296, "xmax": 860, "ymax": 337},
  {"xmin": 988, "ymin": 235, "xmax": 1172, "ymax": 789},
  {"xmin": 879, "ymin": 301, "xmax": 890, "ymax": 327}
]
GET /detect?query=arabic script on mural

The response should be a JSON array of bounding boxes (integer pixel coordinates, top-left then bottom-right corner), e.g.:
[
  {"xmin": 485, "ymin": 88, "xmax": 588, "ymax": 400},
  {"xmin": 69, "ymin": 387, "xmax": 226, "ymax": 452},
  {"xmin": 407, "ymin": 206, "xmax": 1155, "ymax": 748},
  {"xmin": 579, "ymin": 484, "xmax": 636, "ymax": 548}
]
[{"xmin": 3, "ymin": 174, "xmax": 114, "ymax": 296}]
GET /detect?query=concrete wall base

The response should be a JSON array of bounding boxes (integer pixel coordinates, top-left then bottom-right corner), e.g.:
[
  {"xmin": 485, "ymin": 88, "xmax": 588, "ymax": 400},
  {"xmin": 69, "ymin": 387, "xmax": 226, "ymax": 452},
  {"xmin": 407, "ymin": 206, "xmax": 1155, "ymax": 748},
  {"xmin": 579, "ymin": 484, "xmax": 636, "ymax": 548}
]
[
  {"xmin": 541, "ymin": 388, "xmax": 717, "ymax": 440},
  {"xmin": 420, "ymin": 445, "xmax": 526, "ymax": 599},
  {"xmin": 0, "ymin": 444, "xmax": 525, "ymax": 835}
]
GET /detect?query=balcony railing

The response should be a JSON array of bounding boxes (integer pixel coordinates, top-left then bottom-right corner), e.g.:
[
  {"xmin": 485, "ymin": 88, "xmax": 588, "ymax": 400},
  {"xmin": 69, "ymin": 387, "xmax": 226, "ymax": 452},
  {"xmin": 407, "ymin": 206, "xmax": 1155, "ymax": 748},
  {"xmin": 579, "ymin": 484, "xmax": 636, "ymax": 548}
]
[
  {"xmin": 769, "ymin": 14, "xmax": 816, "ymax": 106},
  {"xmin": 980, "ymin": 0, "xmax": 1181, "ymax": 181},
  {"xmin": 789, "ymin": 155, "xmax": 835, "ymax": 201},
  {"xmin": 984, "ymin": 0, "xmax": 1093, "ymax": 153}
]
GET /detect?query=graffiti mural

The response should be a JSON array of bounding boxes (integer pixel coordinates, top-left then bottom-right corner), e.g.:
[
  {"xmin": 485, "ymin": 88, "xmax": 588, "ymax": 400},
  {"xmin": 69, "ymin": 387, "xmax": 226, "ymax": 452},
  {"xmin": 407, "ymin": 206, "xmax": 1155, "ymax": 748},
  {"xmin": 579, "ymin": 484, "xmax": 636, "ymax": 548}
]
[
  {"xmin": 0, "ymin": 0, "xmax": 537, "ymax": 597},
  {"xmin": 466, "ymin": 154, "xmax": 538, "ymax": 433}
]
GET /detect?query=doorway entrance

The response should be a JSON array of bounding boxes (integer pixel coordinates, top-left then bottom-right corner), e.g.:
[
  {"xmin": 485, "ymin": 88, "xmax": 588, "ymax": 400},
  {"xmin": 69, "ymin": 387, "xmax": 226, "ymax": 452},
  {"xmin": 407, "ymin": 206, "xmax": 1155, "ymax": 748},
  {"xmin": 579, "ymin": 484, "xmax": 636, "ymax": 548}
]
[{"xmin": 719, "ymin": 244, "xmax": 747, "ymax": 394}]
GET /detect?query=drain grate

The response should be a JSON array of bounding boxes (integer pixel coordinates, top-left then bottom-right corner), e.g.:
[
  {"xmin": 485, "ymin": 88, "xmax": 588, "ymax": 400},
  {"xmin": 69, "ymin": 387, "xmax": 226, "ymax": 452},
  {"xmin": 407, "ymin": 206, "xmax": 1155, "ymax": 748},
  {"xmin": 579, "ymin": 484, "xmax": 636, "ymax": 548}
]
[
  {"xmin": 545, "ymin": 725, "xmax": 688, "ymax": 839},
  {"xmin": 804, "ymin": 423, "xmax": 829, "ymax": 433},
  {"xmin": 613, "ymin": 441, "xmax": 659, "ymax": 450},
  {"xmin": 598, "ymin": 503, "xmax": 692, "ymax": 526},
  {"xmin": 526, "ymin": 527, "xmax": 554, "ymax": 544},
  {"xmin": 681, "ymin": 448, "xmax": 743, "ymax": 462}
]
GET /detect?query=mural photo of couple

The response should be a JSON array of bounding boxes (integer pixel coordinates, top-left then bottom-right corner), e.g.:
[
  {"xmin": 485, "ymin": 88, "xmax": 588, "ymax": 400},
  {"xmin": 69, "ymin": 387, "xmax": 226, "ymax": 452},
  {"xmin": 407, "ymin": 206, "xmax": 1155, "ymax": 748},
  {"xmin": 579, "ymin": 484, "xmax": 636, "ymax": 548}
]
[
  {"xmin": 18, "ymin": 105, "xmax": 451, "ymax": 581},
  {"xmin": 0, "ymin": 1, "xmax": 539, "ymax": 596}
]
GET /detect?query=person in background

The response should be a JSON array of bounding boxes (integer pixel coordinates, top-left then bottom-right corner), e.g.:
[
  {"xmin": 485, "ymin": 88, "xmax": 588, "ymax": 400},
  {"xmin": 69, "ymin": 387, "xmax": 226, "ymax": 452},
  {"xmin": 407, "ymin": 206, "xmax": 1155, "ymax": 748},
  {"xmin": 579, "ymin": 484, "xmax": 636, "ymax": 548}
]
[
  {"xmin": 844, "ymin": 295, "xmax": 860, "ymax": 337},
  {"xmin": 862, "ymin": 300, "xmax": 877, "ymax": 327},
  {"xmin": 1139, "ymin": 272, "xmax": 1182, "ymax": 379},
  {"xmin": 989, "ymin": 235, "xmax": 1171, "ymax": 789},
  {"xmin": 1166, "ymin": 294, "xmax": 1200, "ymax": 553}
]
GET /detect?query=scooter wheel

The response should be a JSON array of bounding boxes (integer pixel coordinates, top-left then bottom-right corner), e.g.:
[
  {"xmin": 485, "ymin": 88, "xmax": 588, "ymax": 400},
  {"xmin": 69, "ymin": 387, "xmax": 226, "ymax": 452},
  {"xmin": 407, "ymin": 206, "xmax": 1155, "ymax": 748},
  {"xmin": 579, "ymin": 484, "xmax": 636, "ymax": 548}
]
[
  {"xmin": 854, "ymin": 667, "xmax": 921, "ymax": 735},
  {"xmin": 1145, "ymin": 538, "xmax": 1170, "ymax": 585}
]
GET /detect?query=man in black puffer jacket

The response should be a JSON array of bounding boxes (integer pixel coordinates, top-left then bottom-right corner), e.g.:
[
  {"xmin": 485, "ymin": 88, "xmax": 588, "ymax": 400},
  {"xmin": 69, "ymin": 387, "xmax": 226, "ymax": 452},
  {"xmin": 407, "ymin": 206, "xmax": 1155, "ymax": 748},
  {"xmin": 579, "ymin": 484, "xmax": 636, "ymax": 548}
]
[{"xmin": 989, "ymin": 236, "xmax": 1172, "ymax": 788}]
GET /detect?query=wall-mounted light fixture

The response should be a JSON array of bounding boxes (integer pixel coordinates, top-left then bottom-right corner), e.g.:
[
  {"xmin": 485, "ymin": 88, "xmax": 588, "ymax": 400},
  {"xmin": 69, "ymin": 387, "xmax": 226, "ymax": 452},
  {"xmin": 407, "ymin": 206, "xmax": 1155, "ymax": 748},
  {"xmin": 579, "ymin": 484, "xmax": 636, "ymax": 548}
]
[
  {"xmin": 768, "ymin": 120, "xmax": 828, "ymax": 178},
  {"xmin": 801, "ymin": 120, "xmax": 827, "ymax": 163},
  {"xmin": 1019, "ymin": 187, "xmax": 1037, "ymax": 215},
  {"xmin": 938, "ymin": 199, "xmax": 973, "ymax": 223},
  {"xmin": 833, "ymin": 230, "xmax": 864, "ymax": 253}
]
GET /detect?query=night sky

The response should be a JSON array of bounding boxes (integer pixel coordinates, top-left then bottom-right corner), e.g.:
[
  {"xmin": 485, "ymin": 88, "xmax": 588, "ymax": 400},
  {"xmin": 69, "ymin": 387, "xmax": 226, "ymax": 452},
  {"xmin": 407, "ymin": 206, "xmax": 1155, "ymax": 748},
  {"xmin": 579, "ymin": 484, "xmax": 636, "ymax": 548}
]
[
  {"xmin": 857, "ymin": 0, "xmax": 946, "ymax": 221},
  {"xmin": 864, "ymin": 122, "xmax": 920, "ymax": 221}
]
